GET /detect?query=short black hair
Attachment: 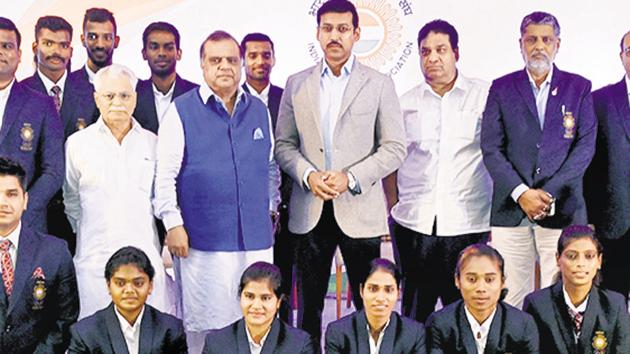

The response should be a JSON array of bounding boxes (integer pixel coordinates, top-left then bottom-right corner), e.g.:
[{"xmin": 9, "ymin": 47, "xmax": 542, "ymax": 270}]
[
  {"xmin": 317, "ymin": 0, "xmax": 359, "ymax": 29},
  {"xmin": 238, "ymin": 261, "xmax": 282, "ymax": 299},
  {"xmin": 83, "ymin": 8, "xmax": 117, "ymax": 34},
  {"xmin": 240, "ymin": 32, "xmax": 275, "ymax": 55},
  {"xmin": 362, "ymin": 258, "xmax": 402, "ymax": 288},
  {"xmin": 0, "ymin": 17, "xmax": 21, "ymax": 48},
  {"xmin": 35, "ymin": 15, "xmax": 73, "ymax": 41},
  {"xmin": 620, "ymin": 31, "xmax": 630, "ymax": 52},
  {"xmin": 417, "ymin": 19, "xmax": 459, "ymax": 50},
  {"xmin": 104, "ymin": 246, "xmax": 155, "ymax": 282},
  {"xmin": 199, "ymin": 30, "xmax": 242, "ymax": 59},
  {"xmin": 0, "ymin": 157, "xmax": 27, "ymax": 191},
  {"xmin": 142, "ymin": 21, "xmax": 180, "ymax": 50},
  {"xmin": 520, "ymin": 11, "xmax": 560, "ymax": 37}
]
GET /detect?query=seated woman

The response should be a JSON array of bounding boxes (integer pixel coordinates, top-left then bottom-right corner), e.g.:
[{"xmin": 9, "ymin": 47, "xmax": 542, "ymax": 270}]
[
  {"xmin": 202, "ymin": 261, "xmax": 316, "ymax": 353},
  {"xmin": 426, "ymin": 243, "xmax": 539, "ymax": 353},
  {"xmin": 523, "ymin": 225, "xmax": 630, "ymax": 353},
  {"xmin": 325, "ymin": 258, "xmax": 426, "ymax": 354},
  {"xmin": 68, "ymin": 246, "xmax": 187, "ymax": 353}
]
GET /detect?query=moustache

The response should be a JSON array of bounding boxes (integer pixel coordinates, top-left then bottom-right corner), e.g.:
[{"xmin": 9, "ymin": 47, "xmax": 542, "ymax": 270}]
[
  {"xmin": 46, "ymin": 54, "xmax": 64, "ymax": 62},
  {"xmin": 327, "ymin": 42, "xmax": 342, "ymax": 48}
]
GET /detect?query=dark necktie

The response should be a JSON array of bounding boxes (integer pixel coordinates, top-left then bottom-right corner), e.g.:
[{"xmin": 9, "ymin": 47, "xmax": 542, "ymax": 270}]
[
  {"xmin": 568, "ymin": 306, "xmax": 584, "ymax": 336},
  {"xmin": 0, "ymin": 240, "xmax": 14, "ymax": 297},
  {"xmin": 51, "ymin": 85, "xmax": 62, "ymax": 113}
]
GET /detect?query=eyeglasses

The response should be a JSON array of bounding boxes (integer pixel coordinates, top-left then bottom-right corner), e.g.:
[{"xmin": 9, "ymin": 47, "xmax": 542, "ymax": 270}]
[
  {"xmin": 98, "ymin": 92, "xmax": 134, "ymax": 102},
  {"xmin": 319, "ymin": 24, "xmax": 354, "ymax": 35}
]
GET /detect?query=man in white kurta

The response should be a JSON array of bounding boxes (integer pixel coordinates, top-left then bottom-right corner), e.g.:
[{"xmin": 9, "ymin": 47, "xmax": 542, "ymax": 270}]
[{"xmin": 64, "ymin": 64, "xmax": 171, "ymax": 319}]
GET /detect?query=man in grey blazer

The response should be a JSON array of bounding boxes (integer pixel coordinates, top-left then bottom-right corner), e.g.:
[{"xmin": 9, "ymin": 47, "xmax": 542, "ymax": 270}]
[{"xmin": 274, "ymin": 0, "xmax": 406, "ymax": 342}]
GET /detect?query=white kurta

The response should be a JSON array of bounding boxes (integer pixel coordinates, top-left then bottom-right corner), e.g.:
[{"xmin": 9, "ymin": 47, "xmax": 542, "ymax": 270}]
[{"xmin": 64, "ymin": 118, "xmax": 171, "ymax": 319}]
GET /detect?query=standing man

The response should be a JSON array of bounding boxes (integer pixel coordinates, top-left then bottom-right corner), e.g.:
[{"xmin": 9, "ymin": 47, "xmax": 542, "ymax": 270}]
[
  {"xmin": 0, "ymin": 17, "xmax": 64, "ymax": 233},
  {"xmin": 64, "ymin": 64, "xmax": 171, "ymax": 320},
  {"xmin": 384, "ymin": 19, "xmax": 492, "ymax": 323},
  {"xmin": 584, "ymin": 30, "xmax": 630, "ymax": 301},
  {"xmin": 481, "ymin": 11, "xmax": 596, "ymax": 308},
  {"xmin": 274, "ymin": 0, "xmax": 406, "ymax": 341},
  {"xmin": 240, "ymin": 32, "xmax": 294, "ymax": 322},
  {"xmin": 155, "ymin": 30, "xmax": 280, "ymax": 353},
  {"xmin": 0, "ymin": 157, "xmax": 79, "ymax": 354},
  {"xmin": 134, "ymin": 22, "xmax": 198, "ymax": 135}
]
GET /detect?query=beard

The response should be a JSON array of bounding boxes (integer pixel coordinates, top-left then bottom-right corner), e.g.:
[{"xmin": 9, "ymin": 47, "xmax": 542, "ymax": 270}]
[{"xmin": 524, "ymin": 50, "xmax": 554, "ymax": 77}]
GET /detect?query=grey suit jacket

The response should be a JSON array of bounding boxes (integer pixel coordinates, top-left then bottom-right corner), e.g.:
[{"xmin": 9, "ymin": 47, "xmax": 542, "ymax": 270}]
[{"xmin": 275, "ymin": 60, "xmax": 406, "ymax": 237}]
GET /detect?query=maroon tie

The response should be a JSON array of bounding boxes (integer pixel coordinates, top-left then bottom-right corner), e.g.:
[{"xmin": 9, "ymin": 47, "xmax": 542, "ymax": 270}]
[
  {"xmin": 568, "ymin": 307, "xmax": 584, "ymax": 335},
  {"xmin": 51, "ymin": 85, "xmax": 62, "ymax": 113},
  {"xmin": 0, "ymin": 239, "xmax": 14, "ymax": 296}
]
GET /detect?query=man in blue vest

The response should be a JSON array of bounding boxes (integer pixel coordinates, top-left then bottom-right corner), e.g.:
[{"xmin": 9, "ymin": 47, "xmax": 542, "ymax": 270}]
[{"xmin": 155, "ymin": 30, "xmax": 280, "ymax": 353}]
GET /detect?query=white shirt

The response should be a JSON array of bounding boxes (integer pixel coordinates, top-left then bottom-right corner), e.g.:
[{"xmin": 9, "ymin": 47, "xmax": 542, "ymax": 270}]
[
  {"xmin": 85, "ymin": 65, "xmax": 97, "ymax": 84},
  {"xmin": 625, "ymin": 74, "xmax": 630, "ymax": 107},
  {"xmin": 464, "ymin": 305, "xmax": 497, "ymax": 354},
  {"xmin": 245, "ymin": 82, "xmax": 270, "ymax": 106},
  {"xmin": 391, "ymin": 73, "xmax": 492, "ymax": 236},
  {"xmin": 114, "ymin": 305, "xmax": 145, "ymax": 354},
  {"xmin": 245, "ymin": 324, "xmax": 272, "ymax": 354},
  {"xmin": 153, "ymin": 81, "xmax": 175, "ymax": 125},
  {"xmin": 38, "ymin": 69, "xmax": 67, "ymax": 105},
  {"xmin": 367, "ymin": 319, "xmax": 390, "ymax": 354},
  {"xmin": 0, "ymin": 221, "xmax": 21, "ymax": 273},
  {"xmin": 63, "ymin": 117, "xmax": 160, "ymax": 259},
  {"xmin": 0, "ymin": 79, "xmax": 15, "ymax": 129},
  {"xmin": 155, "ymin": 85, "xmax": 280, "ymax": 230}
]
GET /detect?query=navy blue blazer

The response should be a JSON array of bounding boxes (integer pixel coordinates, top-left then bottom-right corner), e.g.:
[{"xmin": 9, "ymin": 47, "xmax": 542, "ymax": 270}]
[
  {"xmin": 0, "ymin": 225, "xmax": 78, "ymax": 353},
  {"xmin": 21, "ymin": 71, "xmax": 98, "ymax": 140},
  {"xmin": 584, "ymin": 78, "xmax": 630, "ymax": 240},
  {"xmin": 481, "ymin": 66, "xmax": 597, "ymax": 228},
  {"xmin": 68, "ymin": 303, "xmax": 187, "ymax": 354},
  {"xmin": 0, "ymin": 82, "xmax": 64, "ymax": 232},
  {"xmin": 203, "ymin": 317, "xmax": 315, "ymax": 353},
  {"xmin": 325, "ymin": 310, "xmax": 426, "ymax": 354},
  {"xmin": 426, "ymin": 300, "xmax": 539, "ymax": 354},
  {"xmin": 133, "ymin": 75, "xmax": 198, "ymax": 134},
  {"xmin": 524, "ymin": 281, "xmax": 630, "ymax": 354}
]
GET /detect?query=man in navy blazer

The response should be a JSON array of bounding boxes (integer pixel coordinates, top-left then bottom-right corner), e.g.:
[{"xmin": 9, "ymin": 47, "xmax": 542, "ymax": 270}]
[
  {"xmin": 584, "ymin": 30, "xmax": 630, "ymax": 301},
  {"xmin": 0, "ymin": 18, "xmax": 64, "ymax": 233},
  {"xmin": 481, "ymin": 11, "xmax": 596, "ymax": 308},
  {"xmin": 0, "ymin": 157, "xmax": 79, "ymax": 354},
  {"xmin": 133, "ymin": 22, "xmax": 198, "ymax": 135}
]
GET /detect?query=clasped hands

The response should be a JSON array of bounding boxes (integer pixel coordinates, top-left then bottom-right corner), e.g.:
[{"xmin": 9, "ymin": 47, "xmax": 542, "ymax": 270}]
[
  {"xmin": 307, "ymin": 170, "xmax": 349, "ymax": 200},
  {"xmin": 518, "ymin": 188, "xmax": 555, "ymax": 222}
]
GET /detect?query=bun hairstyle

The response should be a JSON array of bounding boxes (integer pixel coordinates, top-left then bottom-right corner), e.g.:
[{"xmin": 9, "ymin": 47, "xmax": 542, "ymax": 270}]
[{"xmin": 455, "ymin": 243, "xmax": 509, "ymax": 301}]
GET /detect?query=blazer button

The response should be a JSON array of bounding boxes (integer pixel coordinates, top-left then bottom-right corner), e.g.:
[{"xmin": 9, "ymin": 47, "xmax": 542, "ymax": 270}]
[
  {"xmin": 5, "ymin": 325, "xmax": 10, "ymax": 332},
  {"xmin": 535, "ymin": 167, "xmax": 541, "ymax": 174},
  {"xmin": 536, "ymin": 143, "xmax": 541, "ymax": 149}
]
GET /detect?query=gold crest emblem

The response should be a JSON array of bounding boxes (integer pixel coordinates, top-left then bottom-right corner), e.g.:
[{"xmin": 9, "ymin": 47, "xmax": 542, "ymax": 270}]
[
  {"xmin": 592, "ymin": 330, "xmax": 607, "ymax": 353},
  {"xmin": 563, "ymin": 111, "xmax": 576, "ymax": 139},
  {"xmin": 20, "ymin": 123, "xmax": 34, "ymax": 151},
  {"xmin": 32, "ymin": 278, "xmax": 47, "ymax": 310},
  {"xmin": 76, "ymin": 118, "xmax": 87, "ymax": 130}
]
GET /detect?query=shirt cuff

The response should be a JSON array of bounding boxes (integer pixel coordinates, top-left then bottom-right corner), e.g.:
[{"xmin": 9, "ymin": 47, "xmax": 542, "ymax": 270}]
[
  {"xmin": 511, "ymin": 184, "xmax": 529, "ymax": 203},
  {"xmin": 302, "ymin": 167, "xmax": 317, "ymax": 190},
  {"xmin": 162, "ymin": 211, "xmax": 184, "ymax": 231}
]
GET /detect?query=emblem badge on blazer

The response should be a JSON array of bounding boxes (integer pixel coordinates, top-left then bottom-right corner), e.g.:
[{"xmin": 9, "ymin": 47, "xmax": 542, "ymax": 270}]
[
  {"xmin": 32, "ymin": 267, "xmax": 46, "ymax": 310},
  {"xmin": 592, "ymin": 330, "xmax": 607, "ymax": 353},
  {"xmin": 20, "ymin": 123, "xmax": 34, "ymax": 151},
  {"xmin": 76, "ymin": 118, "xmax": 87, "ymax": 130},
  {"xmin": 562, "ymin": 111, "xmax": 575, "ymax": 139}
]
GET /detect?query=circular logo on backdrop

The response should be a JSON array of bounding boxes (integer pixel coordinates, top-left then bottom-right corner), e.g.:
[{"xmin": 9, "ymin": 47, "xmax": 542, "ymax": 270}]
[{"xmin": 306, "ymin": 0, "xmax": 416, "ymax": 76}]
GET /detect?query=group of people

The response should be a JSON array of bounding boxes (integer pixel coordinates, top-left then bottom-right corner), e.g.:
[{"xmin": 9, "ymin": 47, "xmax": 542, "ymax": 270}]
[{"xmin": 0, "ymin": 0, "xmax": 629, "ymax": 352}]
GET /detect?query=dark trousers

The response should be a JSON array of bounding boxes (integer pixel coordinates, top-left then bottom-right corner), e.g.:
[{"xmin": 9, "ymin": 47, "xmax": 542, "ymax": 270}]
[
  {"xmin": 296, "ymin": 201, "xmax": 381, "ymax": 342},
  {"xmin": 46, "ymin": 190, "xmax": 76, "ymax": 255},
  {"xmin": 392, "ymin": 221, "xmax": 488, "ymax": 323},
  {"xmin": 600, "ymin": 230, "xmax": 630, "ymax": 301},
  {"xmin": 274, "ymin": 207, "xmax": 295, "ymax": 323}
]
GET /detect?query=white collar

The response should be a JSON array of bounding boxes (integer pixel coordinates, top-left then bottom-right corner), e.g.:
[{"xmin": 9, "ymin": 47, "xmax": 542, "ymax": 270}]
[
  {"xmin": 625, "ymin": 74, "xmax": 630, "ymax": 97},
  {"xmin": 37, "ymin": 69, "xmax": 67, "ymax": 93},
  {"xmin": 245, "ymin": 323, "xmax": 272, "ymax": 349},
  {"xmin": 199, "ymin": 84, "xmax": 245, "ymax": 110},
  {"xmin": 114, "ymin": 304, "xmax": 145, "ymax": 332},
  {"xmin": 464, "ymin": 305, "xmax": 497, "ymax": 338},
  {"xmin": 152, "ymin": 80, "xmax": 175, "ymax": 98},
  {"xmin": 526, "ymin": 66, "xmax": 553, "ymax": 89},
  {"xmin": 0, "ymin": 79, "xmax": 15, "ymax": 98},
  {"xmin": 421, "ymin": 70, "xmax": 468, "ymax": 98},
  {"xmin": 95, "ymin": 116, "xmax": 143, "ymax": 139},
  {"xmin": 245, "ymin": 82, "xmax": 270, "ymax": 98},
  {"xmin": 85, "ymin": 65, "xmax": 98, "ymax": 84},
  {"xmin": 563, "ymin": 285, "xmax": 589, "ymax": 313},
  {"xmin": 321, "ymin": 54, "xmax": 355, "ymax": 77},
  {"xmin": 366, "ymin": 317, "xmax": 391, "ymax": 342},
  {"xmin": 0, "ymin": 221, "xmax": 21, "ymax": 248}
]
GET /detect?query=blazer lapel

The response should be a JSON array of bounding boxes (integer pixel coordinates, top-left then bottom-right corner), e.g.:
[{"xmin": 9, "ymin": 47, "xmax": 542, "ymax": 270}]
[
  {"xmin": 260, "ymin": 318, "xmax": 281, "ymax": 354},
  {"xmin": 514, "ymin": 69, "xmax": 541, "ymax": 130},
  {"xmin": 105, "ymin": 304, "xmax": 131, "ymax": 354},
  {"xmin": 0, "ymin": 279, "xmax": 7, "ymax": 331},
  {"xmin": 542, "ymin": 66, "xmax": 563, "ymax": 134},
  {"xmin": 378, "ymin": 312, "xmax": 397, "ymax": 354},
  {"xmin": 139, "ymin": 81, "xmax": 158, "ymax": 121},
  {"xmin": 303, "ymin": 63, "xmax": 323, "ymax": 139},
  {"xmin": 484, "ymin": 304, "xmax": 504, "ymax": 354},
  {"xmin": 173, "ymin": 75, "xmax": 188, "ymax": 98},
  {"xmin": 0, "ymin": 82, "xmax": 25, "ymax": 146},
  {"xmin": 236, "ymin": 319, "xmax": 254, "ymax": 354},
  {"xmin": 577, "ymin": 287, "xmax": 602, "ymax": 351},
  {"xmin": 337, "ymin": 61, "xmax": 367, "ymax": 121},
  {"xmin": 550, "ymin": 282, "xmax": 576, "ymax": 354},
  {"xmin": 8, "ymin": 227, "xmax": 37, "ymax": 314},
  {"xmin": 456, "ymin": 302, "xmax": 478, "ymax": 354},
  {"xmin": 612, "ymin": 78, "xmax": 630, "ymax": 140},
  {"xmin": 356, "ymin": 310, "xmax": 372, "ymax": 354},
  {"xmin": 138, "ymin": 306, "xmax": 154, "ymax": 354}
]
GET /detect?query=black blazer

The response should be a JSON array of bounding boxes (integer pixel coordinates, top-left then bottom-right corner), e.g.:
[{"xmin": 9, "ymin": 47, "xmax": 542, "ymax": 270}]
[
  {"xmin": 21, "ymin": 71, "xmax": 99, "ymax": 140},
  {"xmin": 133, "ymin": 75, "xmax": 198, "ymax": 134},
  {"xmin": 203, "ymin": 317, "xmax": 316, "ymax": 354},
  {"xmin": 426, "ymin": 299, "xmax": 539, "ymax": 354},
  {"xmin": 584, "ymin": 78, "xmax": 630, "ymax": 240},
  {"xmin": 242, "ymin": 82, "xmax": 284, "ymax": 128},
  {"xmin": 523, "ymin": 281, "xmax": 630, "ymax": 354},
  {"xmin": 325, "ymin": 310, "xmax": 426, "ymax": 354},
  {"xmin": 68, "ymin": 303, "xmax": 187, "ymax": 354},
  {"xmin": 0, "ymin": 226, "xmax": 78, "ymax": 354}
]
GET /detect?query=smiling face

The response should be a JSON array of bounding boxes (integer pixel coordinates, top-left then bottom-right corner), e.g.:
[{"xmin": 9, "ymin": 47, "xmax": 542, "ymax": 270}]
[
  {"xmin": 107, "ymin": 264, "xmax": 153, "ymax": 318},
  {"xmin": 557, "ymin": 237, "xmax": 602, "ymax": 289},
  {"xmin": 244, "ymin": 40, "xmax": 275, "ymax": 83},
  {"xmin": 360, "ymin": 269, "xmax": 398, "ymax": 321},
  {"xmin": 240, "ymin": 279, "xmax": 281, "ymax": 331},
  {"xmin": 520, "ymin": 24, "xmax": 560, "ymax": 77},
  {"xmin": 0, "ymin": 29, "xmax": 21, "ymax": 84},
  {"xmin": 81, "ymin": 20, "xmax": 119, "ymax": 69},
  {"xmin": 456, "ymin": 255, "xmax": 504, "ymax": 317},
  {"xmin": 0, "ymin": 174, "xmax": 27, "ymax": 236},
  {"xmin": 142, "ymin": 30, "xmax": 180, "ymax": 77}
]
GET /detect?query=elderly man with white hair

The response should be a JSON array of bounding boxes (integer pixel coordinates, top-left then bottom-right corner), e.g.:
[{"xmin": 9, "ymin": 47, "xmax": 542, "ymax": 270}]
[{"xmin": 64, "ymin": 64, "xmax": 171, "ymax": 319}]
